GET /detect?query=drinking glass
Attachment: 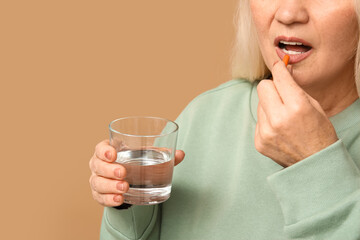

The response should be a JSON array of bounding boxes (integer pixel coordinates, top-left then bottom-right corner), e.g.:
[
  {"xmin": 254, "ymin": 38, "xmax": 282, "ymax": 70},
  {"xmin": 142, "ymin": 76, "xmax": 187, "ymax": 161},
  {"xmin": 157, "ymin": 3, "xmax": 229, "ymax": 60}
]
[{"xmin": 109, "ymin": 116, "xmax": 178, "ymax": 205}]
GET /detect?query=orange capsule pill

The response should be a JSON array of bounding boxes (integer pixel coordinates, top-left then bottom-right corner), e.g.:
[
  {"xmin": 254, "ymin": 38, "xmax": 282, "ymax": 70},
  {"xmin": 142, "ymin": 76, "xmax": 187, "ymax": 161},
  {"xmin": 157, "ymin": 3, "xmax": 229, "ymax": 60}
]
[{"xmin": 283, "ymin": 55, "xmax": 290, "ymax": 66}]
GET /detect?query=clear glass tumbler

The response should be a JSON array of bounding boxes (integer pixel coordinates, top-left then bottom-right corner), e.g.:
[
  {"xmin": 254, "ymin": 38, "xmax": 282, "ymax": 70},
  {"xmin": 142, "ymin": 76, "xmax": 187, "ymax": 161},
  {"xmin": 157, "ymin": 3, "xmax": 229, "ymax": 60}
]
[{"xmin": 109, "ymin": 116, "xmax": 178, "ymax": 205}]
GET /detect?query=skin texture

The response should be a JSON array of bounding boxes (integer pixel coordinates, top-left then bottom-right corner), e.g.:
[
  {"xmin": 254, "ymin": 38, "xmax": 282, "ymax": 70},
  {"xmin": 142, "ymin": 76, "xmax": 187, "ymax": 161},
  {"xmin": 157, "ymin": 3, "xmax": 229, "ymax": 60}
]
[
  {"xmin": 251, "ymin": 0, "xmax": 359, "ymax": 167},
  {"xmin": 89, "ymin": 140, "xmax": 185, "ymax": 207}
]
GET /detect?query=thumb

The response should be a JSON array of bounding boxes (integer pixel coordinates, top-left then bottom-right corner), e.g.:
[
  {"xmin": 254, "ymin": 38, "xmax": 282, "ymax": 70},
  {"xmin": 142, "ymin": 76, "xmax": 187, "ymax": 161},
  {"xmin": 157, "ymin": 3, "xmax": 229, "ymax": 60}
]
[{"xmin": 174, "ymin": 150, "xmax": 185, "ymax": 166}]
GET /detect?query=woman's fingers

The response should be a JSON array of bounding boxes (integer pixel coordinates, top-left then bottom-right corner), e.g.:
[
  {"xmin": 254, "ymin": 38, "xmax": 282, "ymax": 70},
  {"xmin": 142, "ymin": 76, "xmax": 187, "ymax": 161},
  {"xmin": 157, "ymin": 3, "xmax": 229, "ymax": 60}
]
[
  {"xmin": 255, "ymin": 103, "xmax": 274, "ymax": 150},
  {"xmin": 90, "ymin": 139, "xmax": 127, "ymax": 180},
  {"xmin": 174, "ymin": 150, "xmax": 185, "ymax": 166},
  {"xmin": 90, "ymin": 140, "xmax": 129, "ymax": 207},
  {"xmin": 256, "ymin": 62, "xmax": 339, "ymax": 167},
  {"xmin": 90, "ymin": 154, "xmax": 126, "ymax": 180},
  {"xmin": 90, "ymin": 139, "xmax": 185, "ymax": 207},
  {"xmin": 91, "ymin": 190, "xmax": 125, "ymax": 207},
  {"xmin": 257, "ymin": 79, "xmax": 283, "ymax": 117},
  {"xmin": 95, "ymin": 139, "xmax": 117, "ymax": 163},
  {"xmin": 89, "ymin": 174, "xmax": 129, "ymax": 194},
  {"xmin": 271, "ymin": 60, "xmax": 306, "ymax": 105}
]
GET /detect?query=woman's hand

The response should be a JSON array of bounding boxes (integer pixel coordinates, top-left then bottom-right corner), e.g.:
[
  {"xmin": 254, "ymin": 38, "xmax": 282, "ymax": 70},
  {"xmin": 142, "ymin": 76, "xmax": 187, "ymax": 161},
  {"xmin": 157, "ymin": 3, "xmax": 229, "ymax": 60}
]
[
  {"xmin": 89, "ymin": 140, "xmax": 185, "ymax": 207},
  {"xmin": 255, "ymin": 61, "xmax": 338, "ymax": 167}
]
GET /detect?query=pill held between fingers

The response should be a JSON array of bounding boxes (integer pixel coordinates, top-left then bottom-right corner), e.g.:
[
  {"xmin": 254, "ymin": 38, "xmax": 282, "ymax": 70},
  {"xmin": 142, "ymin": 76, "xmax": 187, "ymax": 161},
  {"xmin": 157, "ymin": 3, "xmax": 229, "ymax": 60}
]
[{"xmin": 283, "ymin": 55, "xmax": 290, "ymax": 66}]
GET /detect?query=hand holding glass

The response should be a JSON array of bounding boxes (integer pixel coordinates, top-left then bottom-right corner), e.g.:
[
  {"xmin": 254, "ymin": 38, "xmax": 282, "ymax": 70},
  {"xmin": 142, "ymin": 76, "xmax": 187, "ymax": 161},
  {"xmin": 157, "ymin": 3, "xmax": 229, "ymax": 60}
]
[{"xmin": 109, "ymin": 117, "xmax": 178, "ymax": 205}]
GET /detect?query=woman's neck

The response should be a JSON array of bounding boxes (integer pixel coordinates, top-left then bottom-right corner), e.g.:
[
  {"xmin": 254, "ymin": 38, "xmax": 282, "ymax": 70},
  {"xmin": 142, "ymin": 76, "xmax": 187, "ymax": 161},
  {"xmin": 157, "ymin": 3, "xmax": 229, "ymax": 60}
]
[{"xmin": 306, "ymin": 81, "xmax": 358, "ymax": 118}]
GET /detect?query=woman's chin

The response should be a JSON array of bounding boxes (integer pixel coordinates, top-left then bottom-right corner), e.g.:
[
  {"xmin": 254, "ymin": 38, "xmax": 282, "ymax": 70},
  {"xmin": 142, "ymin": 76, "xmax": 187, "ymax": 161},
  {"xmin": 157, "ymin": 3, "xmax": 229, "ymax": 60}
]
[{"xmin": 291, "ymin": 70, "xmax": 317, "ymax": 89}]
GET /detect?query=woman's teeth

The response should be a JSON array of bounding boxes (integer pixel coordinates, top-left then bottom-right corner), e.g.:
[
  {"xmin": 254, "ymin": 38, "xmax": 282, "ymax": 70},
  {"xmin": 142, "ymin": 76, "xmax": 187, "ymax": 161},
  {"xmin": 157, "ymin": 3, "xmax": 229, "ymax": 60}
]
[
  {"xmin": 282, "ymin": 49, "xmax": 306, "ymax": 55},
  {"xmin": 279, "ymin": 40, "xmax": 310, "ymax": 55},
  {"xmin": 279, "ymin": 40, "xmax": 304, "ymax": 46}
]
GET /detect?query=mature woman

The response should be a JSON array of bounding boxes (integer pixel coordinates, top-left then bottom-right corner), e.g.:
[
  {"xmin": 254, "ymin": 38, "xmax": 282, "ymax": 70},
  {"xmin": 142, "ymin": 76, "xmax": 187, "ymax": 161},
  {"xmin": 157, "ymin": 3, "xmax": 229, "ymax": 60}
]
[{"xmin": 89, "ymin": 0, "xmax": 360, "ymax": 239}]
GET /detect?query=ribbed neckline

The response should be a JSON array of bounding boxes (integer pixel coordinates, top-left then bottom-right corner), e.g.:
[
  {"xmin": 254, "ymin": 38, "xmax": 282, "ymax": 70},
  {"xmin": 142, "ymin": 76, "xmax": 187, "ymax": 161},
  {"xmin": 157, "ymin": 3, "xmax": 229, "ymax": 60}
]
[{"xmin": 250, "ymin": 80, "xmax": 360, "ymax": 133}]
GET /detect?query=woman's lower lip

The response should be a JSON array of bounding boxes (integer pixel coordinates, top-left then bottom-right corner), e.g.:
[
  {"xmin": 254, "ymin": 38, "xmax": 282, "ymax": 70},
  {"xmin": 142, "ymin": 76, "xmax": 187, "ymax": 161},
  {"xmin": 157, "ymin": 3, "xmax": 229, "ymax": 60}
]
[{"xmin": 275, "ymin": 47, "xmax": 312, "ymax": 64}]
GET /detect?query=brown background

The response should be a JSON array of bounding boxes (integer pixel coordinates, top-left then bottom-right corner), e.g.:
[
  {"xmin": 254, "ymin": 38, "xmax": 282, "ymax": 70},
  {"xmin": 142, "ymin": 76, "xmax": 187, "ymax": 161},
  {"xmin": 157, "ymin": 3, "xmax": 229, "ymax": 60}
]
[{"xmin": 1, "ymin": 0, "xmax": 237, "ymax": 239}]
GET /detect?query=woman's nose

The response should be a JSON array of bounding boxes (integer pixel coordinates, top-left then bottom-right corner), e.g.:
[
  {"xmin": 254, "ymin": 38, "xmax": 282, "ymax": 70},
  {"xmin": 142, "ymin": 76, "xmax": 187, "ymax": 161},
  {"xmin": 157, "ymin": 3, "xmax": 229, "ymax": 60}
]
[{"xmin": 275, "ymin": 0, "xmax": 309, "ymax": 25}]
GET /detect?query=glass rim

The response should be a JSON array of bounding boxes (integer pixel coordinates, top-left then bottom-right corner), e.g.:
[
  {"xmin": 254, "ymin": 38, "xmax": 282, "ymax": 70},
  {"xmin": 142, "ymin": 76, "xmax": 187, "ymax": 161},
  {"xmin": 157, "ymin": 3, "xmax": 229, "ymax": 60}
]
[{"xmin": 109, "ymin": 116, "xmax": 179, "ymax": 138}]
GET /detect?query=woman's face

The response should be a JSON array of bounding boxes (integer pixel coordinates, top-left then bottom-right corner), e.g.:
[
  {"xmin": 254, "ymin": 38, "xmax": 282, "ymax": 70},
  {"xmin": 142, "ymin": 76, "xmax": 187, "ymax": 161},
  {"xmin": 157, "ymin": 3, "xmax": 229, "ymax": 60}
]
[{"xmin": 250, "ymin": 0, "xmax": 359, "ymax": 92}]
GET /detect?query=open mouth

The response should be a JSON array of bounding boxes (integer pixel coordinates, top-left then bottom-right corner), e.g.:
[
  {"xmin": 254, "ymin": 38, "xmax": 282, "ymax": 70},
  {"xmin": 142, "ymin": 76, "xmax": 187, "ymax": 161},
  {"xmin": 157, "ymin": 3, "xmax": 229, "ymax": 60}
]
[
  {"xmin": 274, "ymin": 37, "xmax": 313, "ymax": 64},
  {"xmin": 278, "ymin": 41, "xmax": 312, "ymax": 55}
]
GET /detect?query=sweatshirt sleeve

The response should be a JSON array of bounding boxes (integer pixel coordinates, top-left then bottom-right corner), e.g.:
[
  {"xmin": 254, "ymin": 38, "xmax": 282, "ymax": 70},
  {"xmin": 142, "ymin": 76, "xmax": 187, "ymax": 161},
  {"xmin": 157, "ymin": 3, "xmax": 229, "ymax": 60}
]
[
  {"xmin": 99, "ymin": 205, "xmax": 161, "ymax": 240},
  {"xmin": 267, "ymin": 140, "xmax": 360, "ymax": 239}
]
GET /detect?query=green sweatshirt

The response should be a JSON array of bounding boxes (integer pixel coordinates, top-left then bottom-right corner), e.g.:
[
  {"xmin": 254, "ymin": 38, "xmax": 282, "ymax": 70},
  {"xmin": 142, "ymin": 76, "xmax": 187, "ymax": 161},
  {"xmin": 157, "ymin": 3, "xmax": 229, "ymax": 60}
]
[{"xmin": 100, "ymin": 79, "xmax": 360, "ymax": 240}]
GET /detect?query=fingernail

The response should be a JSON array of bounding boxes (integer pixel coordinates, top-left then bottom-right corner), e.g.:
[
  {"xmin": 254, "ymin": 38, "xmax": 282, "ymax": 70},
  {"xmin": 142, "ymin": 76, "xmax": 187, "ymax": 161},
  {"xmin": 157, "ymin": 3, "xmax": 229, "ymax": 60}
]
[
  {"xmin": 117, "ymin": 182, "xmax": 125, "ymax": 191},
  {"xmin": 105, "ymin": 151, "xmax": 112, "ymax": 160},
  {"xmin": 114, "ymin": 195, "xmax": 122, "ymax": 202},
  {"xmin": 115, "ymin": 168, "xmax": 122, "ymax": 178}
]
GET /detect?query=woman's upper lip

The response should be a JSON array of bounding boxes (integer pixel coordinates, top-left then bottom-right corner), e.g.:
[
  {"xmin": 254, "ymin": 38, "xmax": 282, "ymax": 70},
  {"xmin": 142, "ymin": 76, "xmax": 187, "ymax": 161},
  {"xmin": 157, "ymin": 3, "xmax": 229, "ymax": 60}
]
[{"xmin": 274, "ymin": 36, "xmax": 313, "ymax": 47}]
